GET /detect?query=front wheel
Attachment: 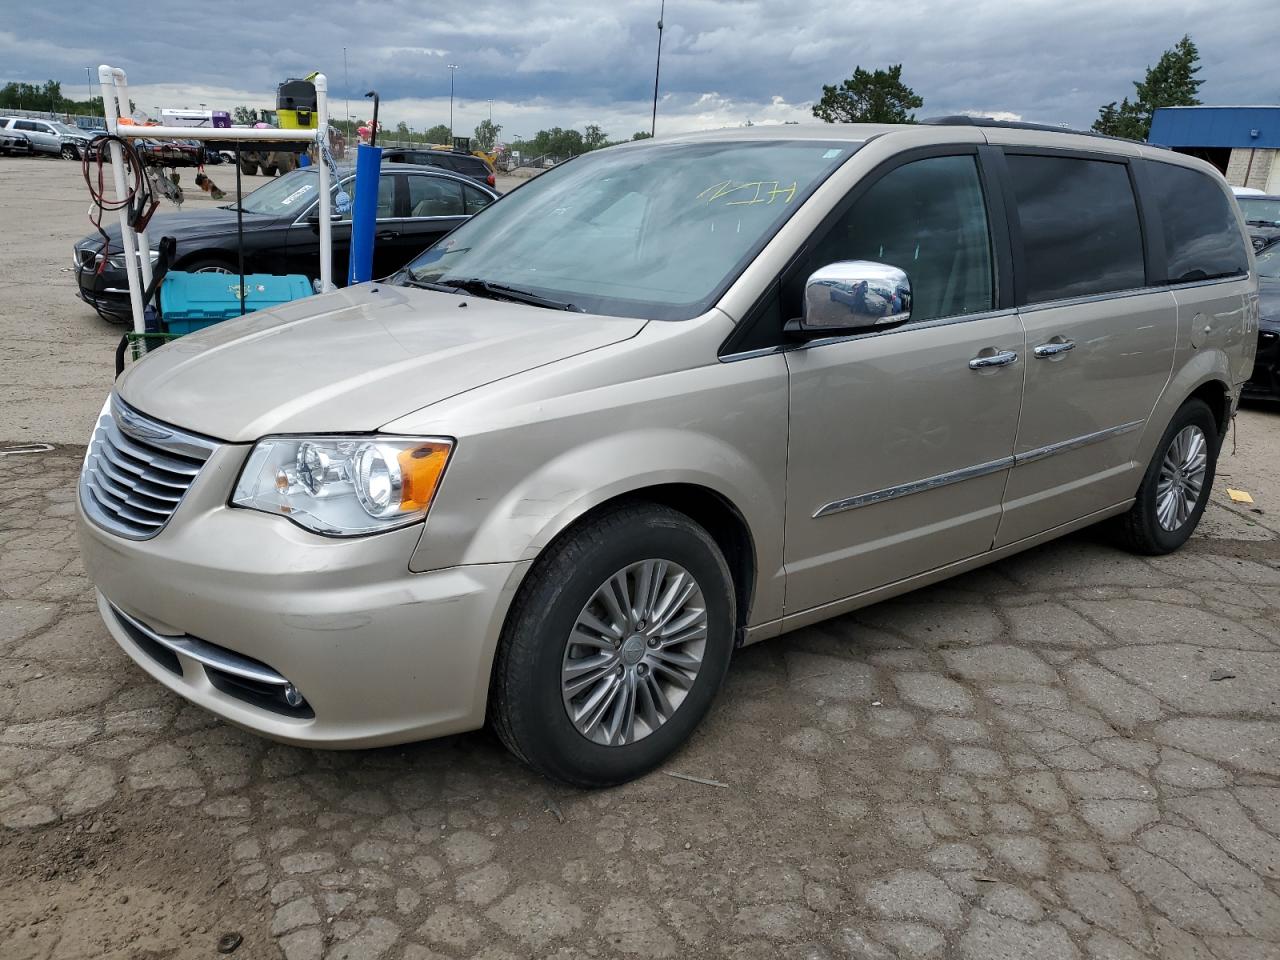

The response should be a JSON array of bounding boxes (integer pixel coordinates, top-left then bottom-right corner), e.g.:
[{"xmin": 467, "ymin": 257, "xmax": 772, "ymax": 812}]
[
  {"xmin": 489, "ymin": 503, "xmax": 736, "ymax": 787},
  {"xmin": 1114, "ymin": 398, "xmax": 1220, "ymax": 554},
  {"xmin": 61, "ymin": 143, "xmax": 80, "ymax": 160}
]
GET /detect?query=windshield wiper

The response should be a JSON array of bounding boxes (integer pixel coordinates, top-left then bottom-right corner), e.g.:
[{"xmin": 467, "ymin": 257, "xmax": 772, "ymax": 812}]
[
  {"xmin": 442, "ymin": 277, "xmax": 584, "ymax": 312},
  {"xmin": 399, "ymin": 277, "xmax": 467, "ymax": 293}
]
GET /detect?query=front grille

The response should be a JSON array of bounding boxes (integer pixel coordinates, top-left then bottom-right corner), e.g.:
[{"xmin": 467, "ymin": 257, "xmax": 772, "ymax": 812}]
[
  {"xmin": 76, "ymin": 248, "xmax": 99, "ymax": 270},
  {"xmin": 80, "ymin": 397, "xmax": 217, "ymax": 540}
]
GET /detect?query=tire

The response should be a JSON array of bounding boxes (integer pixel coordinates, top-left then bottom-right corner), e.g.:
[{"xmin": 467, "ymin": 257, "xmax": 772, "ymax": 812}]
[
  {"xmin": 489, "ymin": 503, "xmax": 736, "ymax": 787},
  {"xmin": 239, "ymin": 160, "xmax": 258, "ymax": 177},
  {"xmin": 61, "ymin": 143, "xmax": 80, "ymax": 160},
  {"xmin": 1114, "ymin": 398, "xmax": 1220, "ymax": 555}
]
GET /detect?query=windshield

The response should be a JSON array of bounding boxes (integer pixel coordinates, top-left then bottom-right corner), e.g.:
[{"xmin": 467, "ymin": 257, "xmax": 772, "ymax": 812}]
[
  {"xmin": 49, "ymin": 121, "xmax": 81, "ymax": 136},
  {"xmin": 401, "ymin": 139, "xmax": 856, "ymax": 320},
  {"xmin": 1239, "ymin": 197, "xmax": 1280, "ymax": 225},
  {"xmin": 1256, "ymin": 241, "xmax": 1280, "ymax": 279},
  {"xmin": 234, "ymin": 169, "xmax": 333, "ymax": 216}
]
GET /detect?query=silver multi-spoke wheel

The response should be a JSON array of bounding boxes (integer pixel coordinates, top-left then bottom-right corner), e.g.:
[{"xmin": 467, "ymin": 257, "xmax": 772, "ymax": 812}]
[
  {"xmin": 194, "ymin": 265, "xmax": 234, "ymax": 274},
  {"xmin": 1156, "ymin": 424, "xmax": 1207, "ymax": 532},
  {"xmin": 561, "ymin": 559, "xmax": 708, "ymax": 747}
]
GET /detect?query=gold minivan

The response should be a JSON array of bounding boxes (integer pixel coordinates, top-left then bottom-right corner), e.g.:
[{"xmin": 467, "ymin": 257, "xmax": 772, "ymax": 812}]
[{"xmin": 78, "ymin": 121, "xmax": 1258, "ymax": 786}]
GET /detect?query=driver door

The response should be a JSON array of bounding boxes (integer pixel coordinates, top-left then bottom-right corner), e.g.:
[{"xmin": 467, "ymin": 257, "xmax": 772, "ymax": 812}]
[{"xmin": 782, "ymin": 150, "xmax": 1025, "ymax": 615}]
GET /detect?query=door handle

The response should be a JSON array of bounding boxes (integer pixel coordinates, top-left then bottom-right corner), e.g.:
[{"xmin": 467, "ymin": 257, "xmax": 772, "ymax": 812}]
[
  {"xmin": 1033, "ymin": 339, "xmax": 1075, "ymax": 358},
  {"xmin": 968, "ymin": 350, "xmax": 1018, "ymax": 370},
  {"xmin": 376, "ymin": 230, "xmax": 400, "ymax": 240}
]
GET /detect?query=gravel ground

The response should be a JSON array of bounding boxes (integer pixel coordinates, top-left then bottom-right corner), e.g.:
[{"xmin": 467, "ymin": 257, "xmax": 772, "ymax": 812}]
[{"xmin": 2, "ymin": 155, "xmax": 1280, "ymax": 960}]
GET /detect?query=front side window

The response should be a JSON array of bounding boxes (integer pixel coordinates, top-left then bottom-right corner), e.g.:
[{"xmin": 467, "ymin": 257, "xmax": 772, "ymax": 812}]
[
  {"xmin": 1147, "ymin": 162, "xmax": 1250, "ymax": 283},
  {"xmin": 339, "ymin": 173, "xmax": 396, "ymax": 221},
  {"xmin": 402, "ymin": 139, "xmax": 855, "ymax": 320},
  {"xmin": 808, "ymin": 154, "xmax": 995, "ymax": 323},
  {"xmin": 408, "ymin": 176, "xmax": 464, "ymax": 217},
  {"xmin": 1007, "ymin": 154, "xmax": 1146, "ymax": 303}
]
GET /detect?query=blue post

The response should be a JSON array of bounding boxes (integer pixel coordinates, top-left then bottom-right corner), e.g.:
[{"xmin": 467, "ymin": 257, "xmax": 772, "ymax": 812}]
[{"xmin": 347, "ymin": 143, "xmax": 382, "ymax": 285}]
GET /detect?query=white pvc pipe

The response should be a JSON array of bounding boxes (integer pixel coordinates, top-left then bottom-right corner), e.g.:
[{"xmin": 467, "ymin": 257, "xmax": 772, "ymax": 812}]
[
  {"xmin": 115, "ymin": 125, "xmax": 321, "ymax": 142},
  {"xmin": 99, "ymin": 65, "xmax": 147, "ymax": 337},
  {"xmin": 314, "ymin": 73, "xmax": 333, "ymax": 292}
]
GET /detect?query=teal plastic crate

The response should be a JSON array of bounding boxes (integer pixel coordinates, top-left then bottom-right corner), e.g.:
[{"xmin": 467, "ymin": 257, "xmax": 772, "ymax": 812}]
[{"xmin": 160, "ymin": 271, "xmax": 314, "ymax": 334}]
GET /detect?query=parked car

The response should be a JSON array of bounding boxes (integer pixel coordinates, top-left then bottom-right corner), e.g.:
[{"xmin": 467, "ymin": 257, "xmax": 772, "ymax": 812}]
[
  {"xmin": 381, "ymin": 147, "xmax": 497, "ymax": 188},
  {"xmin": 73, "ymin": 162, "xmax": 496, "ymax": 320},
  {"xmin": 0, "ymin": 127, "xmax": 33, "ymax": 156},
  {"xmin": 77, "ymin": 123, "xmax": 1256, "ymax": 787},
  {"xmin": 1243, "ymin": 239, "xmax": 1279, "ymax": 400},
  {"xmin": 1236, "ymin": 194, "xmax": 1280, "ymax": 251},
  {"xmin": 0, "ymin": 116, "xmax": 92, "ymax": 158},
  {"xmin": 133, "ymin": 138, "xmax": 206, "ymax": 167}
]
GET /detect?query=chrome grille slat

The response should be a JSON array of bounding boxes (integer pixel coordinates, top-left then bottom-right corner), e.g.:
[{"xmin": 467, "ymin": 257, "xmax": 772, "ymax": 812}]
[
  {"xmin": 79, "ymin": 397, "xmax": 218, "ymax": 540},
  {"xmin": 92, "ymin": 455, "xmax": 183, "ymax": 504},
  {"xmin": 96, "ymin": 439, "xmax": 191, "ymax": 490}
]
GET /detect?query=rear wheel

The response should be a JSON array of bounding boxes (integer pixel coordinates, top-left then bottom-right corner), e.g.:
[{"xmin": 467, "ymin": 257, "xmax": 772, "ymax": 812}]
[
  {"xmin": 490, "ymin": 503, "xmax": 736, "ymax": 787},
  {"xmin": 239, "ymin": 160, "xmax": 259, "ymax": 177},
  {"xmin": 1114, "ymin": 398, "xmax": 1219, "ymax": 554}
]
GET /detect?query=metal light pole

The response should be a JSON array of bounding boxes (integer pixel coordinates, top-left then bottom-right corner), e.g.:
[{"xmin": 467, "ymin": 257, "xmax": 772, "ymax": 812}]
[
  {"xmin": 86, "ymin": 66, "xmax": 93, "ymax": 104},
  {"xmin": 487, "ymin": 99, "xmax": 494, "ymax": 123},
  {"xmin": 447, "ymin": 64, "xmax": 459, "ymax": 141},
  {"xmin": 343, "ymin": 47, "xmax": 350, "ymax": 129},
  {"xmin": 651, "ymin": 0, "xmax": 665, "ymax": 137}
]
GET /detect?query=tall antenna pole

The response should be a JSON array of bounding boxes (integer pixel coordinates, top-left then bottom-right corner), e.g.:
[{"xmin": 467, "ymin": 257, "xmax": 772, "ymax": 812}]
[
  {"xmin": 651, "ymin": 0, "xmax": 665, "ymax": 137},
  {"xmin": 343, "ymin": 47, "xmax": 350, "ymax": 129},
  {"xmin": 448, "ymin": 64, "xmax": 459, "ymax": 142}
]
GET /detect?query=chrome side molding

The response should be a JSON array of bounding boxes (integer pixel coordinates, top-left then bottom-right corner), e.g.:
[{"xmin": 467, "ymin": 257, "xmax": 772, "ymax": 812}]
[{"xmin": 814, "ymin": 419, "xmax": 1146, "ymax": 518}]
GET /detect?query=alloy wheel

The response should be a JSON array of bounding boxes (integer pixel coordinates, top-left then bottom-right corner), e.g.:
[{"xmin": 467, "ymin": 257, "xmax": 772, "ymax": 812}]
[
  {"xmin": 561, "ymin": 559, "xmax": 708, "ymax": 746},
  {"xmin": 1156, "ymin": 424, "xmax": 1208, "ymax": 532}
]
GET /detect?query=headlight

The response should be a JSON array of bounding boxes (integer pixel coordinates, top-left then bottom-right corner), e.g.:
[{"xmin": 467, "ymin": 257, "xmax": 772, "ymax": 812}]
[
  {"xmin": 106, "ymin": 249, "xmax": 161, "ymax": 269},
  {"xmin": 231, "ymin": 435, "xmax": 454, "ymax": 536}
]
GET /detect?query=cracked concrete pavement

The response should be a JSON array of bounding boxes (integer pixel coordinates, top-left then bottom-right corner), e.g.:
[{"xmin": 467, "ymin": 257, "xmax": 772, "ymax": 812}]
[{"xmin": 3, "ymin": 156, "xmax": 1280, "ymax": 960}]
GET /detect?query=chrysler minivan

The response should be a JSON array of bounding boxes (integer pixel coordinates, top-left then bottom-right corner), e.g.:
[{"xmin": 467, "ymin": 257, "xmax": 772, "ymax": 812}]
[{"xmin": 78, "ymin": 121, "xmax": 1258, "ymax": 786}]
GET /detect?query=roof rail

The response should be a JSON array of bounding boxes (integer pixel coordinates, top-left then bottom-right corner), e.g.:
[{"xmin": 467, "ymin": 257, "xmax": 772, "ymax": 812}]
[{"xmin": 922, "ymin": 115, "xmax": 1153, "ymax": 147}]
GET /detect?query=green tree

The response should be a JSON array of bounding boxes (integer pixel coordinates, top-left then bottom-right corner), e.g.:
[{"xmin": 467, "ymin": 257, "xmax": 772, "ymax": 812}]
[
  {"xmin": 1093, "ymin": 35, "xmax": 1202, "ymax": 140},
  {"xmin": 812, "ymin": 64, "xmax": 923, "ymax": 124},
  {"xmin": 631, "ymin": 130, "xmax": 653, "ymax": 141},
  {"xmin": 232, "ymin": 105, "xmax": 261, "ymax": 125},
  {"xmin": 395, "ymin": 120, "xmax": 410, "ymax": 135},
  {"xmin": 423, "ymin": 123, "xmax": 452, "ymax": 144},
  {"xmin": 583, "ymin": 123, "xmax": 609, "ymax": 149},
  {"xmin": 473, "ymin": 118, "xmax": 501, "ymax": 152}
]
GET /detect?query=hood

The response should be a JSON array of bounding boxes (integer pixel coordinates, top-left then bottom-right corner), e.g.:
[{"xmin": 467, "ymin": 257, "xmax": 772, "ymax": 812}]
[
  {"xmin": 117, "ymin": 284, "xmax": 647, "ymax": 441},
  {"xmin": 78, "ymin": 207, "xmax": 283, "ymax": 248}
]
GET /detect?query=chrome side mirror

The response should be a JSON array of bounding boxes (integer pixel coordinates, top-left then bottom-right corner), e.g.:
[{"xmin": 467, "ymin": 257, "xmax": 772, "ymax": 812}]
[{"xmin": 800, "ymin": 260, "xmax": 911, "ymax": 334}]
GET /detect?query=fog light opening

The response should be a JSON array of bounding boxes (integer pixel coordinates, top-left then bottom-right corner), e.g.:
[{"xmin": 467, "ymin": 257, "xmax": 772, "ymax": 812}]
[{"xmin": 282, "ymin": 684, "xmax": 306, "ymax": 708}]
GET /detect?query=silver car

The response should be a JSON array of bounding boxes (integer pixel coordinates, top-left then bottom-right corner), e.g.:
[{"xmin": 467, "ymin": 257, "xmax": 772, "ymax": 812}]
[
  {"xmin": 77, "ymin": 122, "xmax": 1258, "ymax": 786},
  {"xmin": 0, "ymin": 116, "xmax": 91, "ymax": 158}
]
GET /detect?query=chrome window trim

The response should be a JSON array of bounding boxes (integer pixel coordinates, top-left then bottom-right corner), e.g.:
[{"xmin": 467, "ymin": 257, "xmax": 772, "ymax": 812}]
[
  {"xmin": 813, "ymin": 419, "xmax": 1146, "ymax": 518},
  {"xmin": 111, "ymin": 394, "xmax": 220, "ymax": 461},
  {"xmin": 108, "ymin": 602, "xmax": 290, "ymax": 686},
  {"xmin": 1019, "ymin": 275, "xmax": 1247, "ymax": 313},
  {"xmin": 720, "ymin": 308, "xmax": 1020, "ymax": 363}
]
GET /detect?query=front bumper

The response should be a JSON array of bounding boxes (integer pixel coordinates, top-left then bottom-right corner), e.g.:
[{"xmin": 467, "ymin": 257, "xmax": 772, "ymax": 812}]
[
  {"xmin": 1242, "ymin": 328, "xmax": 1279, "ymax": 399},
  {"xmin": 73, "ymin": 257, "xmax": 131, "ymax": 317},
  {"xmin": 77, "ymin": 446, "xmax": 528, "ymax": 747}
]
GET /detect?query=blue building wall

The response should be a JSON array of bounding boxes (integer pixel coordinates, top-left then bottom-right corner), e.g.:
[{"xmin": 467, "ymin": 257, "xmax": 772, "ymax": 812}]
[{"xmin": 1149, "ymin": 106, "xmax": 1280, "ymax": 149}]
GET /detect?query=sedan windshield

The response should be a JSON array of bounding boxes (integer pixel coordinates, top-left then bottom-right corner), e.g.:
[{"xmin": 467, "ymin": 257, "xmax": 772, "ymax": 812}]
[
  {"xmin": 233, "ymin": 169, "xmax": 323, "ymax": 215},
  {"xmin": 1239, "ymin": 197, "xmax": 1280, "ymax": 225},
  {"xmin": 401, "ymin": 139, "xmax": 856, "ymax": 319}
]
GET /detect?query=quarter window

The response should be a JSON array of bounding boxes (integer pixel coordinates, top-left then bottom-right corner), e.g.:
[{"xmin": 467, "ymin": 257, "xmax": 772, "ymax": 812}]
[
  {"xmin": 1145, "ymin": 161, "xmax": 1249, "ymax": 283},
  {"xmin": 810, "ymin": 154, "xmax": 995, "ymax": 322},
  {"xmin": 1007, "ymin": 155, "xmax": 1146, "ymax": 303},
  {"xmin": 463, "ymin": 184, "xmax": 493, "ymax": 214}
]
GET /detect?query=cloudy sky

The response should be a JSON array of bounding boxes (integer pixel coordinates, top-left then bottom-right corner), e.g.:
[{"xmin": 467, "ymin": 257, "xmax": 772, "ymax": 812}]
[{"xmin": 3, "ymin": 0, "xmax": 1276, "ymax": 141}]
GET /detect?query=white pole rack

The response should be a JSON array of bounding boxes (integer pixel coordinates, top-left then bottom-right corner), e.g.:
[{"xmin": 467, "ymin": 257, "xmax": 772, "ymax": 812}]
[{"xmin": 96, "ymin": 65, "xmax": 334, "ymax": 337}]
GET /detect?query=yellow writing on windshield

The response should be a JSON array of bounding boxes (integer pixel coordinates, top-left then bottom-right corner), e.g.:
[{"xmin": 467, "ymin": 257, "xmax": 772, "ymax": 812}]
[{"xmin": 697, "ymin": 179, "xmax": 798, "ymax": 206}]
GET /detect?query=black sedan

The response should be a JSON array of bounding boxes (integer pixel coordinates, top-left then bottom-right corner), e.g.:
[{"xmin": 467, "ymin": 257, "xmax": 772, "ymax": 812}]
[
  {"xmin": 1244, "ymin": 240, "xmax": 1280, "ymax": 401},
  {"xmin": 1237, "ymin": 194, "xmax": 1280, "ymax": 252},
  {"xmin": 75, "ymin": 163, "xmax": 497, "ymax": 321}
]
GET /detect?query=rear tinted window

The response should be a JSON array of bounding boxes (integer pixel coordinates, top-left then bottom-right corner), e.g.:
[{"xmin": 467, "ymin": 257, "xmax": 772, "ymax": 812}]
[
  {"xmin": 1007, "ymin": 154, "xmax": 1146, "ymax": 303},
  {"xmin": 1145, "ymin": 162, "xmax": 1249, "ymax": 283}
]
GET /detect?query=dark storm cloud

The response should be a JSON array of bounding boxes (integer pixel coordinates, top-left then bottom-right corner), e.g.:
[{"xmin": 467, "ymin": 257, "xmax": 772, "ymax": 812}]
[{"xmin": 3, "ymin": 0, "xmax": 1275, "ymax": 133}]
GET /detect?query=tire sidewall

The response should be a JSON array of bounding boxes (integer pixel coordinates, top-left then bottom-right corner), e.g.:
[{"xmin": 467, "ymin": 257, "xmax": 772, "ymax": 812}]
[
  {"xmin": 1135, "ymin": 400, "xmax": 1219, "ymax": 552},
  {"xmin": 508, "ymin": 510, "xmax": 734, "ymax": 786}
]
